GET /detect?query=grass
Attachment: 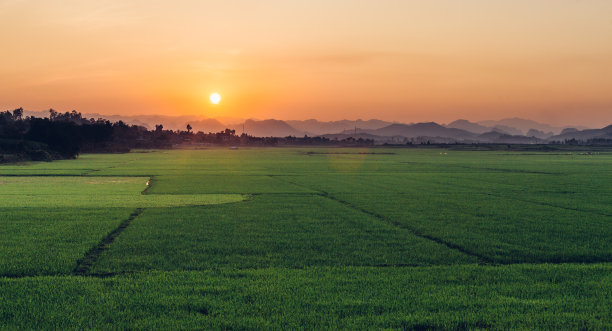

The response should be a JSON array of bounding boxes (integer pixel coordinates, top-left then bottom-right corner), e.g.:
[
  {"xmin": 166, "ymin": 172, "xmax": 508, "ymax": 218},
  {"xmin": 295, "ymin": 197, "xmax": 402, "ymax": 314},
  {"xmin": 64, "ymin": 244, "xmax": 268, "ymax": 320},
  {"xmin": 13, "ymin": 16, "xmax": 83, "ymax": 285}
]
[
  {"xmin": 0, "ymin": 176, "xmax": 245, "ymax": 207},
  {"xmin": 1, "ymin": 264, "xmax": 610, "ymax": 329},
  {"xmin": 0, "ymin": 208, "xmax": 132, "ymax": 276},
  {"xmin": 149, "ymin": 174, "xmax": 314, "ymax": 194},
  {"xmin": 90, "ymin": 195, "xmax": 475, "ymax": 274},
  {"xmin": 279, "ymin": 173, "xmax": 612, "ymax": 263},
  {"xmin": 328, "ymin": 191, "xmax": 612, "ymax": 264},
  {"xmin": 0, "ymin": 147, "xmax": 611, "ymax": 328},
  {"xmin": 0, "ymin": 175, "xmax": 244, "ymax": 276}
]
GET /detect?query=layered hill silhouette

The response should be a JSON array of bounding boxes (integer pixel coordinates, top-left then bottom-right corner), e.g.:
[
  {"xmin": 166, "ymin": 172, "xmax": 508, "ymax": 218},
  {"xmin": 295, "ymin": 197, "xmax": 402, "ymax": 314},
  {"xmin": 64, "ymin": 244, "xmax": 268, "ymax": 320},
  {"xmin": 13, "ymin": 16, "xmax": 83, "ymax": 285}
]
[
  {"xmin": 369, "ymin": 122, "xmax": 475, "ymax": 139},
  {"xmin": 228, "ymin": 119, "xmax": 303, "ymax": 137},
  {"xmin": 446, "ymin": 120, "xmax": 491, "ymax": 134},
  {"xmin": 477, "ymin": 118, "xmax": 588, "ymax": 135},
  {"xmin": 549, "ymin": 125, "xmax": 612, "ymax": 142},
  {"xmin": 285, "ymin": 119, "xmax": 393, "ymax": 135},
  {"xmin": 20, "ymin": 109, "xmax": 611, "ymax": 144}
]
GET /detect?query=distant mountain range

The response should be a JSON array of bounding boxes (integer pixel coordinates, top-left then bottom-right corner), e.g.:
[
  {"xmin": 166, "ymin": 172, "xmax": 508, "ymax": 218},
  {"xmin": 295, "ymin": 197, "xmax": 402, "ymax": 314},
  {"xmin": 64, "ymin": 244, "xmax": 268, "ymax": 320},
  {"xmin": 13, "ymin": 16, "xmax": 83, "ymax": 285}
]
[
  {"xmin": 548, "ymin": 125, "xmax": 612, "ymax": 142},
  {"xmin": 321, "ymin": 119, "xmax": 609, "ymax": 144},
  {"xmin": 20, "ymin": 109, "xmax": 611, "ymax": 144},
  {"xmin": 227, "ymin": 119, "xmax": 303, "ymax": 137},
  {"xmin": 446, "ymin": 118, "xmax": 589, "ymax": 136},
  {"xmin": 322, "ymin": 122, "xmax": 541, "ymax": 144},
  {"xmin": 286, "ymin": 119, "xmax": 394, "ymax": 135},
  {"xmin": 369, "ymin": 122, "xmax": 474, "ymax": 139}
]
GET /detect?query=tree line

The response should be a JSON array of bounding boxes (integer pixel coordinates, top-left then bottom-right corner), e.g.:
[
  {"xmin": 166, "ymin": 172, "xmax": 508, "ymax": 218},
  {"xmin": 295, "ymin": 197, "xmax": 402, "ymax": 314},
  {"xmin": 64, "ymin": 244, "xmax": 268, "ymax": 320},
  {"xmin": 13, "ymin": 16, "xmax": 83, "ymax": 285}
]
[{"xmin": 0, "ymin": 108, "xmax": 374, "ymax": 162}]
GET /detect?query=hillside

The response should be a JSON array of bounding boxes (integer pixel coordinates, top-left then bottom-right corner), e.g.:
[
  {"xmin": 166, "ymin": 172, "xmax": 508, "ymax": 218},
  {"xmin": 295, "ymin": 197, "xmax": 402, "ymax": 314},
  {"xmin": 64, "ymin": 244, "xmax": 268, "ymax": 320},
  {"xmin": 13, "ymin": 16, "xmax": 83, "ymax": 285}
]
[
  {"xmin": 229, "ymin": 119, "xmax": 304, "ymax": 137},
  {"xmin": 286, "ymin": 119, "xmax": 393, "ymax": 135},
  {"xmin": 369, "ymin": 122, "xmax": 475, "ymax": 139}
]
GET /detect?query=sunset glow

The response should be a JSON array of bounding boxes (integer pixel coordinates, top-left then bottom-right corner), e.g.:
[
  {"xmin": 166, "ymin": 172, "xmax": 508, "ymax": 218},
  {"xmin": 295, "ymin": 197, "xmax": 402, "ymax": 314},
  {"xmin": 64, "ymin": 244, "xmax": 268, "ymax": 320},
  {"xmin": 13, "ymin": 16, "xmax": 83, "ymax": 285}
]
[
  {"xmin": 1, "ymin": 1, "xmax": 612, "ymax": 126},
  {"xmin": 210, "ymin": 93, "xmax": 221, "ymax": 105}
]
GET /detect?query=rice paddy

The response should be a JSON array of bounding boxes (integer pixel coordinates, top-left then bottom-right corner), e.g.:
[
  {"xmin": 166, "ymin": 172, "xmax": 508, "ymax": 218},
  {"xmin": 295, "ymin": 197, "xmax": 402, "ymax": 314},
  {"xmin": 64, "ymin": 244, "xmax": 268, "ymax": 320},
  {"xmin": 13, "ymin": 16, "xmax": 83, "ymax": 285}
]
[{"xmin": 1, "ymin": 147, "xmax": 611, "ymax": 329}]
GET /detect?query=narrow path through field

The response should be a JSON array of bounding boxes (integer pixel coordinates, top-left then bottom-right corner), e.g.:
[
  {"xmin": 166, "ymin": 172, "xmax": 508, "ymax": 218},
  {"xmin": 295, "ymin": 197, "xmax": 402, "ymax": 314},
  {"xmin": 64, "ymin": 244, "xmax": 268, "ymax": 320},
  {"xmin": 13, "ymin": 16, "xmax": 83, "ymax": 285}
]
[
  {"xmin": 318, "ymin": 192, "xmax": 493, "ymax": 265},
  {"xmin": 269, "ymin": 175, "xmax": 493, "ymax": 265},
  {"xmin": 141, "ymin": 176, "xmax": 154, "ymax": 194},
  {"xmin": 73, "ymin": 208, "xmax": 144, "ymax": 276}
]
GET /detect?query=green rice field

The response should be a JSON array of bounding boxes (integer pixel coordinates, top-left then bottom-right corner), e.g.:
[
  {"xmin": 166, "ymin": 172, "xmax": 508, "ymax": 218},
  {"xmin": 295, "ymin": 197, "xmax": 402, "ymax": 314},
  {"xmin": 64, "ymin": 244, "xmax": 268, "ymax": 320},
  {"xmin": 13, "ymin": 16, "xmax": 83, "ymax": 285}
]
[{"xmin": 1, "ymin": 148, "xmax": 611, "ymax": 329}]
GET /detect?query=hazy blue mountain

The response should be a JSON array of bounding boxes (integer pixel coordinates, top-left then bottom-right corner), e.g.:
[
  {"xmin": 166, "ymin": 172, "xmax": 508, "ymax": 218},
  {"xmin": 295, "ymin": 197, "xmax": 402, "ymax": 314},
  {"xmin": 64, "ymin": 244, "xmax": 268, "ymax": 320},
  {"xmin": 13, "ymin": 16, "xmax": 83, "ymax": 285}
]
[
  {"xmin": 325, "ymin": 121, "xmax": 552, "ymax": 144},
  {"xmin": 286, "ymin": 119, "xmax": 393, "ymax": 135},
  {"xmin": 19, "ymin": 109, "xmax": 603, "ymax": 141},
  {"xmin": 560, "ymin": 128, "xmax": 579, "ymax": 135},
  {"xmin": 184, "ymin": 119, "xmax": 227, "ymax": 133},
  {"xmin": 477, "ymin": 131, "xmax": 542, "ymax": 144},
  {"xmin": 369, "ymin": 122, "xmax": 476, "ymax": 139},
  {"xmin": 526, "ymin": 129, "xmax": 554, "ymax": 139},
  {"xmin": 548, "ymin": 124, "xmax": 612, "ymax": 141},
  {"xmin": 446, "ymin": 119, "xmax": 491, "ymax": 134},
  {"xmin": 229, "ymin": 119, "xmax": 304, "ymax": 137},
  {"xmin": 477, "ymin": 117, "xmax": 590, "ymax": 135},
  {"xmin": 320, "ymin": 132, "xmax": 389, "ymax": 142},
  {"xmin": 491, "ymin": 125, "xmax": 523, "ymax": 136}
]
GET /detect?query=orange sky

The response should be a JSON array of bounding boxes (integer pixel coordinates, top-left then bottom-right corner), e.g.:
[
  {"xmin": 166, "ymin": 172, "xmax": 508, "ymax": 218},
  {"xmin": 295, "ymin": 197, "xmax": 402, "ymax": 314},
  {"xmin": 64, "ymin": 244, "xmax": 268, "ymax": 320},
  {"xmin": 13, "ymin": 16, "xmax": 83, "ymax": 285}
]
[{"xmin": 1, "ymin": 0, "xmax": 612, "ymax": 127}]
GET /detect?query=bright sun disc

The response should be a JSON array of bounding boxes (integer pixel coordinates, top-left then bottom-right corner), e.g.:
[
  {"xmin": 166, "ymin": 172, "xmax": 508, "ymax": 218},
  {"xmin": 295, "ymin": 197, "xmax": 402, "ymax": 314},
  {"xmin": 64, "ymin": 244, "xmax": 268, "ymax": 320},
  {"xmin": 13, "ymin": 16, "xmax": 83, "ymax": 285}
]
[{"xmin": 210, "ymin": 93, "xmax": 221, "ymax": 104}]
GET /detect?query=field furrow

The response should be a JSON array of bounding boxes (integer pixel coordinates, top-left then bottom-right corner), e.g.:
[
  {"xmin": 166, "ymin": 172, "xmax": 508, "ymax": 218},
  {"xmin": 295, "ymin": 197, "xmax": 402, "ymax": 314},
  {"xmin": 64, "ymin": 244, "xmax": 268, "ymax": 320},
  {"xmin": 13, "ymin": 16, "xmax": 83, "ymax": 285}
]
[{"xmin": 1, "ymin": 148, "xmax": 611, "ymax": 328}]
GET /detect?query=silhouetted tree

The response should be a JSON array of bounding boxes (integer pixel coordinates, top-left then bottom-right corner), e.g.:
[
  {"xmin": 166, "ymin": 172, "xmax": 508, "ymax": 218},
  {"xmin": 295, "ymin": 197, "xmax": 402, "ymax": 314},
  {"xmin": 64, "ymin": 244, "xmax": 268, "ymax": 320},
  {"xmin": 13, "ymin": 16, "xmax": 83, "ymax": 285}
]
[
  {"xmin": 49, "ymin": 108, "xmax": 58, "ymax": 120},
  {"xmin": 12, "ymin": 107, "xmax": 23, "ymax": 120},
  {"xmin": 1, "ymin": 109, "xmax": 377, "ymax": 163}
]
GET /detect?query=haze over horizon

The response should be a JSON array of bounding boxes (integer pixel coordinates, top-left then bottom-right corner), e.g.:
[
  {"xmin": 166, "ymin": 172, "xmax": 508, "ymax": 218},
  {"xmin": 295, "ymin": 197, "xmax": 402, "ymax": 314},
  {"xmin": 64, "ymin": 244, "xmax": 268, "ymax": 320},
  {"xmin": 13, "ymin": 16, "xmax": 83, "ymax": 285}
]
[
  {"xmin": 19, "ymin": 108, "xmax": 597, "ymax": 131},
  {"xmin": 2, "ymin": 0, "xmax": 612, "ymax": 127}
]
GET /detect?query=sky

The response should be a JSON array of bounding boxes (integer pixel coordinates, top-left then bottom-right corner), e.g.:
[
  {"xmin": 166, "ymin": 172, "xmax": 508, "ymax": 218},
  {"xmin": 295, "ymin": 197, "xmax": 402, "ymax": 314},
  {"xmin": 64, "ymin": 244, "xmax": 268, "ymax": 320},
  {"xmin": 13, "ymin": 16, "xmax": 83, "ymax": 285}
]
[{"xmin": 1, "ymin": 0, "xmax": 612, "ymax": 127}]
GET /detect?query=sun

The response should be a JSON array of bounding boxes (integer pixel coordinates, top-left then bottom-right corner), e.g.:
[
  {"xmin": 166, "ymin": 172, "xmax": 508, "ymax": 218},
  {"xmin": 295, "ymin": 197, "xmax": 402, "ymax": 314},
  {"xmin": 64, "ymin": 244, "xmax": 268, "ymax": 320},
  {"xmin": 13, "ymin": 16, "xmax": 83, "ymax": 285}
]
[{"xmin": 210, "ymin": 92, "xmax": 221, "ymax": 104}]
